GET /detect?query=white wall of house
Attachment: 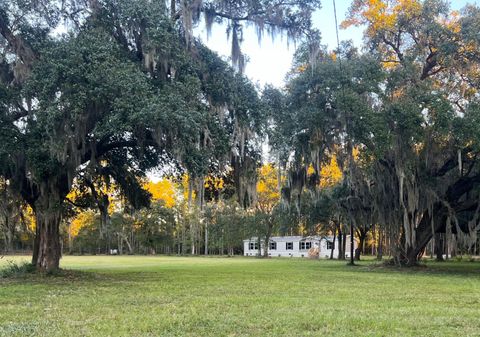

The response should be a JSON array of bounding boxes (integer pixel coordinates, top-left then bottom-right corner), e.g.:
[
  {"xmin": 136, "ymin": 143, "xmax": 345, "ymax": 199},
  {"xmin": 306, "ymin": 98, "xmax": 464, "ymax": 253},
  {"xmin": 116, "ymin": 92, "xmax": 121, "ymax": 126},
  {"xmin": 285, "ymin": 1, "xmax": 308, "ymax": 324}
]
[{"xmin": 243, "ymin": 236, "xmax": 356, "ymax": 259}]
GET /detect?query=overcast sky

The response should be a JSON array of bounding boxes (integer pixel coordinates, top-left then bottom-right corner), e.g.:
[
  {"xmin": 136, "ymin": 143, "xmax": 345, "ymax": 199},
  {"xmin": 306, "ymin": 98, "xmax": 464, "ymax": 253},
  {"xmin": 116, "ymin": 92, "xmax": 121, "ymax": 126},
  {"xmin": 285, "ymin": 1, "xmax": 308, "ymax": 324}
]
[{"xmin": 196, "ymin": 0, "xmax": 479, "ymax": 88}]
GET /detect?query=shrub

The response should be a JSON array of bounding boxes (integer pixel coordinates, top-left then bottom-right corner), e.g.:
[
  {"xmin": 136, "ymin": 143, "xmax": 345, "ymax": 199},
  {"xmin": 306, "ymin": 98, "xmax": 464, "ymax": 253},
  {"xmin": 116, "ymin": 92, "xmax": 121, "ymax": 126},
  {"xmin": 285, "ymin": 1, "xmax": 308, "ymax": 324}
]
[{"xmin": 0, "ymin": 260, "xmax": 36, "ymax": 278}]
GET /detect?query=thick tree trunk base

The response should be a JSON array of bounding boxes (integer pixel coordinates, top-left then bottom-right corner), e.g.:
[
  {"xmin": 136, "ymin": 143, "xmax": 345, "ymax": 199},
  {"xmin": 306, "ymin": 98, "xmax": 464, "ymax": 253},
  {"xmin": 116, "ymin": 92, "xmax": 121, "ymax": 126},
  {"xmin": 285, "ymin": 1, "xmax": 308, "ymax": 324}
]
[
  {"xmin": 31, "ymin": 208, "xmax": 62, "ymax": 273},
  {"xmin": 389, "ymin": 249, "xmax": 423, "ymax": 267}
]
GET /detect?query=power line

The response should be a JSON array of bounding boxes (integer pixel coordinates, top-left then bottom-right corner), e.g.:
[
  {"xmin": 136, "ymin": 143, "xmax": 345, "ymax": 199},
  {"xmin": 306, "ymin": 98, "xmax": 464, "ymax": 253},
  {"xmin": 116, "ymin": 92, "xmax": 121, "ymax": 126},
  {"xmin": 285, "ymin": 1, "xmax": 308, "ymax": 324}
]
[{"xmin": 332, "ymin": 0, "xmax": 343, "ymax": 71}]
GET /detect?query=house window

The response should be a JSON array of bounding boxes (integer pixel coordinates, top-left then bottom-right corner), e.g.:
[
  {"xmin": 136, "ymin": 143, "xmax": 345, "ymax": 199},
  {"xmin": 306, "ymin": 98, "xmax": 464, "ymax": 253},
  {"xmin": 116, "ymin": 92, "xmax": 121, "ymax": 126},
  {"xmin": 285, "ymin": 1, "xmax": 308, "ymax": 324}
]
[
  {"xmin": 249, "ymin": 242, "xmax": 259, "ymax": 250},
  {"xmin": 326, "ymin": 241, "xmax": 334, "ymax": 250},
  {"xmin": 286, "ymin": 242, "xmax": 293, "ymax": 250},
  {"xmin": 269, "ymin": 242, "xmax": 277, "ymax": 250},
  {"xmin": 300, "ymin": 242, "xmax": 312, "ymax": 250}
]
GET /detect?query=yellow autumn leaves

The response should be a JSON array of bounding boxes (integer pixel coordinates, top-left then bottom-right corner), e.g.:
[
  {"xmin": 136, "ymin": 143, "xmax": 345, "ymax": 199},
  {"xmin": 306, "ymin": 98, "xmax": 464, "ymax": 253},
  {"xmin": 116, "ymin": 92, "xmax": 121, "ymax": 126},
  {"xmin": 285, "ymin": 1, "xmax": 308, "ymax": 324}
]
[
  {"xmin": 342, "ymin": 0, "xmax": 422, "ymax": 34},
  {"xmin": 66, "ymin": 156, "xmax": 344, "ymax": 237},
  {"xmin": 320, "ymin": 155, "xmax": 343, "ymax": 188},
  {"xmin": 69, "ymin": 211, "xmax": 95, "ymax": 238},
  {"xmin": 257, "ymin": 164, "xmax": 281, "ymax": 212},
  {"xmin": 254, "ymin": 155, "xmax": 343, "ymax": 212},
  {"xmin": 341, "ymin": 0, "xmax": 472, "ymax": 73},
  {"xmin": 144, "ymin": 179, "xmax": 177, "ymax": 208}
]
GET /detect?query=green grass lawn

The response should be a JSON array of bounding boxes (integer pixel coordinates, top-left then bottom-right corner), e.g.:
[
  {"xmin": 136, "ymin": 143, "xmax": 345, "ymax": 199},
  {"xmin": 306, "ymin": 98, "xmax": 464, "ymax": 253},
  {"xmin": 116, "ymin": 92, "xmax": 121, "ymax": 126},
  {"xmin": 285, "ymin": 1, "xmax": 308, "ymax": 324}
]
[{"xmin": 1, "ymin": 256, "xmax": 479, "ymax": 336}]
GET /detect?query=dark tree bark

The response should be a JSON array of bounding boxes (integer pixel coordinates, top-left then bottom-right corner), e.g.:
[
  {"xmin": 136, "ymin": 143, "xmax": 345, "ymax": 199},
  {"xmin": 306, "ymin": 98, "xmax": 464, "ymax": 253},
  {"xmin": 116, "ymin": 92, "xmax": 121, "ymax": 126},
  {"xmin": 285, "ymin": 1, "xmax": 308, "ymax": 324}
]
[
  {"xmin": 88, "ymin": 181, "xmax": 111, "ymax": 242},
  {"xmin": 396, "ymin": 207, "xmax": 446, "ymax": 266},
  {"xmin": 434, "ymin": 233, "xmax": 445, "ymax": 261},
  {"xmin": 337, "ymin": 228, "xmax": 343, "ymax": 259},
  {"xmin": 3, "ymin": 216, "xmax": 14, "ymax": 253},
  {"xmin": 28, "ymin": 173, "xmax": 70, "ymax": 272},
  {"xmin": 340, "ymin": 225, "xmax": 347, "ymax": 260},
  {"xmin": 377, "ymin": 229, "xmax": 383, "ymax": 260},
  {"xmin": 348, "ymin": 222, "xmax": 355, "ymax": 265},
  {"xmin": 355, "ymin": 227, "xmax": 367, "ymax": 261},
  {"xmin": 393, "ymin": 171, "xmax": 480, "ymax": 266},
  {"xmin": 262, "ymin": 215, "xmax": 274, "ymax": 258},
  {"xmin": 32, "ymin": 196, "xmax": 63, "ymax": 272},
  {"xmin": 330, "ymin": 228, "xmax": 336, "ymax": 260},
  {"xmin": 263, "ymin": 236, "xmax": 269, "ymax": 258}
]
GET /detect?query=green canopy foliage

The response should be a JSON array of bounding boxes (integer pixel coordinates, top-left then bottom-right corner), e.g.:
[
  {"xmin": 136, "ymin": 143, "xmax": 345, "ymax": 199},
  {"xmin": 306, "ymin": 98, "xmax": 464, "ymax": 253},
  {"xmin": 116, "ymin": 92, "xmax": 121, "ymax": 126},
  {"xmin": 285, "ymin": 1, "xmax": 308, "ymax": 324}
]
[{"xmin": 266, "ymin": 0, "xmax": 480, "ymax": 265}]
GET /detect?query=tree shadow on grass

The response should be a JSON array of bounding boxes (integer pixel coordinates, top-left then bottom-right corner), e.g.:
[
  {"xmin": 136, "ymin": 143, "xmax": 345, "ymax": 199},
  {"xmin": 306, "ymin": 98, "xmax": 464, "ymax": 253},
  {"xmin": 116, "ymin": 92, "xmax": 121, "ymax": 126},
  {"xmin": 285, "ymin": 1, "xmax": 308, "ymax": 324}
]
[
  {"xmin": 299, "ymin": 257, "xmax": 480, "ymax": 278},
  {"xmin": 359, "ymin": 259, "xmax": 480, "ymax": 278},
  {"xmin": 0, "ymin": 260, "xmax": 101, "ymax": 285}
]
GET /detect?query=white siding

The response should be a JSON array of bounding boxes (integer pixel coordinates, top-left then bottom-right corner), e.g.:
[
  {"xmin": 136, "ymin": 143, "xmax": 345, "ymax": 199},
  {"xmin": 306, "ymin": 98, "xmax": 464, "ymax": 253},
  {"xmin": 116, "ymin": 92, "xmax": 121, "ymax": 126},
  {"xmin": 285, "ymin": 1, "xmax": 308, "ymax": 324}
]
[{"xmin": 243, "ymin": 236, "xmax": 357, "ymax": 259}]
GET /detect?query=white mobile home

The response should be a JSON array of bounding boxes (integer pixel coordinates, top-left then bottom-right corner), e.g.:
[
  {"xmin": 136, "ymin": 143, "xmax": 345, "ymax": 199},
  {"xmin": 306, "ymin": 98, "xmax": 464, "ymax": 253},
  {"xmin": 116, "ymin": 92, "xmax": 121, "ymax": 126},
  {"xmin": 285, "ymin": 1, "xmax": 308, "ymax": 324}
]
[{"xmin": 243, "ymin": 235, "xmax": 356, "ymax": 259}]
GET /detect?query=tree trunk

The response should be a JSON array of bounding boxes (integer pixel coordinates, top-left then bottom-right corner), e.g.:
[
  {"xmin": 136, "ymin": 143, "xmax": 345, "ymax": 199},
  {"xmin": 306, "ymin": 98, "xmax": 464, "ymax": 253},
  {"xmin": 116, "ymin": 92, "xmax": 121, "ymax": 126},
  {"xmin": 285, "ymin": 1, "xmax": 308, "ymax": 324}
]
[
  {"xmin": 123, "ymin": 234, "xmax": 133, "ymax": 254},
  {"xmin": 221, "ymin": 231, "xmax": 224, "ymax": 255},
  {"xmin": 348, "ymin": 223, "xmax": 355, "ymax": 265},
  {"xmin": 402, "ymin": 246, "xmax": 424, "ymax": 266},
  {"xmin": 372, "ymin": 224, "xmax": 376, "ymax": 256},
  {"xmin": 32, "ymin": 202, "xmax": 62, "ymax": 272},
  {"xmin": 398, "ymin": 217, "xmax": 438, "ymax": 266},
  {"xmin": 182, "ymin": 221, "xmax": 186, "ymax": 255},
  {"xmin": 118, "ymin": 234, "xmax": 123, "ymax": 254},
  {"xmin": 391, "ymin": 173, "xmax": 480, "ymax": 266},
  {"xmin": 377, "ymin": 229, "xmax": 383, "ymax": 260},
  {"xmin": 204, "ymin": 222, "xmax": 208, "ymax": 255},
  {"xmin": 451, "ymin": 234, "xmax": 457, "ymax": 258},
  {"xmin": 263, "ymin": 236, "xmax": 269, "ymax": 258},
  {"xmin": 68, "ymin": 221, "xmax": 73, "ymax": 255},
  {"xmin": 2, "ymin": 231, "xmax": 7, "ymax": 253},
  {"xmin": 435, "ymin": 233, "xmax": 444, "ymax": 261},
  {"xmin": 99, "ymin": 198, "xmax": 110, "ymax": 241},
  {"xmin": 340, "ymin": 225, "xmax": 347, "ymax": 260},
  {"xmin": 337, "ymin": 230, "xmax": 342, "ymax": 259},
  {"xmin": 4, "ymin": 216, "xmax": 14, "ymax": 253},
  {"xmin": 330, "ymin": 229, "xmax": 336, "ymax": 260},
  {"xmin": 263, "ymin": 220, "xmax": 273, "ymax": 258},
  {"xmin": 355, "ymin": 230, "xmax": 366, "ymax": 261}
]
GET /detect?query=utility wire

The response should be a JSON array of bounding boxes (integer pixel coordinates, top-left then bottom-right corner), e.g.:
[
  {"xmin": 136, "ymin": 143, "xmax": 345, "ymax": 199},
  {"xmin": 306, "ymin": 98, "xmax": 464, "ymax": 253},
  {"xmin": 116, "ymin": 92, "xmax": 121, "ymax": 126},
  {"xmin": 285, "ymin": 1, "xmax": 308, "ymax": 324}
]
[{"xmin": 332, "ymin": 0, "xmax": 343, "ymax": 71}]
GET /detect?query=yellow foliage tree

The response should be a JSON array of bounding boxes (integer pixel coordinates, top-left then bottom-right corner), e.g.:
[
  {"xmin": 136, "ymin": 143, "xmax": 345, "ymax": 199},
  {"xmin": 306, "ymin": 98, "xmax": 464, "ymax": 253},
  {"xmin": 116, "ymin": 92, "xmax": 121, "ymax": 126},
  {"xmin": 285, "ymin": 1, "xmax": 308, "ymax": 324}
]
[
  {"xmin": 342, "ymin": 0, "xmax": 476, "ymax": 77},
  {"xmin": 256, "ymin": 164, "xmax": 280, "ymax": 213},
  {"xmin": 306, "ymin": 154, "xmax": 343, "ymax": 188},
  {"xmin": 204, "ymin": 176, "xmax": 225, "ymax": 191},
  {"xmin": 144, "ymin": 179, "xmax": 177, "ymax": 208},
  {"xmin": 66, "ymin": 182, "xmax": 120, "ymax": 214},
  {"xmin": 24, "ymin": 205, "xmax": 36, "ymax": 232},
  {"xmin": 342, "ymin": 0, "xmax": 422, "ymax": 36},
  {"xmin": 69, "ymin": 211, "xmax": 96, "ymax": 238},
  {"xmin": 18, "ymin": 205, "xmax": 36, "ymax": 243},
  {"xmin": 319, "ymin": 155, "xmax": 343, "ymax": 188},
  {"xmin": 341, "ymin": 0, "xmax": 422, "ymax": 70},
  {"xmin": 255, "ymin": 164, "xmax": 282, "ymax": 257}
]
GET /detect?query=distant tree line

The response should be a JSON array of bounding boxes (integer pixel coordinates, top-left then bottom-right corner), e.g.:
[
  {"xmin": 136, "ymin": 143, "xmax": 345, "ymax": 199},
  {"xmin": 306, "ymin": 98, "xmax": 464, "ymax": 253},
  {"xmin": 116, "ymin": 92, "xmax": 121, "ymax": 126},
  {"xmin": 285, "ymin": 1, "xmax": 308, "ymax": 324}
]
[{"xmin": 2, "ymin": 0, "xmax": 480, "ymax": 270}]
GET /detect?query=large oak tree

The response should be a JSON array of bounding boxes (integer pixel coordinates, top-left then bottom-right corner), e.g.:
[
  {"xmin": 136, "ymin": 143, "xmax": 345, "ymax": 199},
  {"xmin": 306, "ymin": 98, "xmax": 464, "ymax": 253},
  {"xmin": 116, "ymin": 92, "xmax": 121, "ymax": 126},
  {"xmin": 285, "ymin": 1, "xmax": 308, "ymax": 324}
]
[
  {"xmin": 0, "ymin": 0, "xmax": 320, "ymax": 271},
  {"xmin": 269, "ymin": 0, "xmax": 480, "ymax": 266}
]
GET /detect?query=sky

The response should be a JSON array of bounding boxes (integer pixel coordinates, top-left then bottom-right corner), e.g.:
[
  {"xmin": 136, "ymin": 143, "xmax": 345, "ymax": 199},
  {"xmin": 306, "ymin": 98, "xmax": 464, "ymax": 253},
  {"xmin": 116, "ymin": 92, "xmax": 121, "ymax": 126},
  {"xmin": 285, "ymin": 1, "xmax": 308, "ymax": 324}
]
[{"xmin": 195, "ymin": 0, "xmax": 479, "ymax": 88}]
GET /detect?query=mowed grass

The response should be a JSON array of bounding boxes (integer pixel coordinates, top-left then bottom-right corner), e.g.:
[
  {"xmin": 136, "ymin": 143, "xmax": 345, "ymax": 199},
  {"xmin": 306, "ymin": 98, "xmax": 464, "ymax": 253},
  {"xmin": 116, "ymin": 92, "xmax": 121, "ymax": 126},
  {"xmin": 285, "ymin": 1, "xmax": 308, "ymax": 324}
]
[{"xmin": 1, "ymin": 256, "xmax": 480, "ymax": 337}]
